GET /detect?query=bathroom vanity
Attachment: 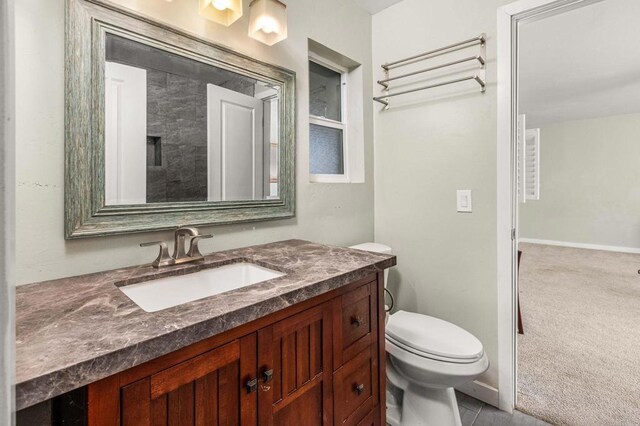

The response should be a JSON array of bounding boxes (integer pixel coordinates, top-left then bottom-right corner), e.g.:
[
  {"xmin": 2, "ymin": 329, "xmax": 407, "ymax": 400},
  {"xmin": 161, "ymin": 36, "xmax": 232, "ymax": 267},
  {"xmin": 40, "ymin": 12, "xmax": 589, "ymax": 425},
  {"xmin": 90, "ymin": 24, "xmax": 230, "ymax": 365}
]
[
  {"xmin": 14, "ymin": 2, "xmax": 396, "ymax": 423},
  {"xmin": 16, "ymin": 240, "xmax": 395, "ymax": 425}
]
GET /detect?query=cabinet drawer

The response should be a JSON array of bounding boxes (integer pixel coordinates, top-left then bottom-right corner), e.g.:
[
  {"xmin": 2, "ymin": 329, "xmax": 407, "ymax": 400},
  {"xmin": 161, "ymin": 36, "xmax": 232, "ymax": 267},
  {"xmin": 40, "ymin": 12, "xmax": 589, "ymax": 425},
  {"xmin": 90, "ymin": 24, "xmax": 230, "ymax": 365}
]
[
  {"xmin": 356, "ymin": 409, "xmax": 379, "ymax": 426},
  {"xmin": 334, "ymin": 346, "xmax": 378, "ymax": 426},
  {"xmin": 339, "ymin": 280, "xmax": 376, "ymax": 364}
]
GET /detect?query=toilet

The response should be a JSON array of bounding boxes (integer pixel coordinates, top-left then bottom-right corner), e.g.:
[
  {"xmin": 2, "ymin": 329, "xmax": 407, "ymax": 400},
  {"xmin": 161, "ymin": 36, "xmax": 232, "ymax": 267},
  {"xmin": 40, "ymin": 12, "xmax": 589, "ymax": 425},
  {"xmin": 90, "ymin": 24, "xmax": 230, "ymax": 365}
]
[{"xmin": 350, "ymin": 243, "xmax": 489, "ymax": 426}]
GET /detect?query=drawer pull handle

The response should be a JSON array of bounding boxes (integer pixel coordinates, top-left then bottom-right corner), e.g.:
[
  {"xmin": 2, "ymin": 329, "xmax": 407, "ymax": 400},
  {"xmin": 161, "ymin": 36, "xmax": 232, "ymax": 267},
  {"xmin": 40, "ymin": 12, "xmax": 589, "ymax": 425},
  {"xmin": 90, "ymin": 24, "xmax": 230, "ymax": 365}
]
[
  {"xmin": 262, "ymin": 368, "xmax": 274, "ymax": 383},
  {"xmin": 351, "ymin": 315, "xmax": 364, "ymax": 327},
  {"xmin": 246, "ymin": 378, "xmax": 258, "ymax": 394},
  {"xmin": 354, "ymin": 383, "xmax": 365, "ymax": 395}
]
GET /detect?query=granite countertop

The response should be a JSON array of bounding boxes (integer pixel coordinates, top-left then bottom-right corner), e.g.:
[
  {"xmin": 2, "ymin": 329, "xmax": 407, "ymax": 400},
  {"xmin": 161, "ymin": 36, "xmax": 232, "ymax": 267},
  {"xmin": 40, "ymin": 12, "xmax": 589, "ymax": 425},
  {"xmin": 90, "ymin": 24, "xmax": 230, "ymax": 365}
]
[{"xmin": 15, "ymin": 239, "xmax": 396, "ymax": 410}]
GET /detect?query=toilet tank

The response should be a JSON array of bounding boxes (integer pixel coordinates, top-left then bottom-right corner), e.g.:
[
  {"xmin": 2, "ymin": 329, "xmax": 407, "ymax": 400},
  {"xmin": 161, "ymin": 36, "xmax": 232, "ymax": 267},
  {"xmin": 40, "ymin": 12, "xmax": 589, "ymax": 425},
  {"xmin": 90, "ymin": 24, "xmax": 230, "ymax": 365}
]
[{"xmin": 348, "ymin": 242, "xmax": 392, "ymax": 287}]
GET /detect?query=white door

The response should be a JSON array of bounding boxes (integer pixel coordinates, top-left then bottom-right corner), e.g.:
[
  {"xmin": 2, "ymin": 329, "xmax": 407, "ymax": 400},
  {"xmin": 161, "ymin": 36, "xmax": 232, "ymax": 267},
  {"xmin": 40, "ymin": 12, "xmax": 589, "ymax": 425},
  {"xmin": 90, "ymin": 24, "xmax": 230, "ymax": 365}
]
[
  {"xmin": 207, "ymin": 84, "xmax": 265, "ymax": 201},
  {"xmin": 104, "ymin": 61, "xmax": 147, "ymax": 205}
]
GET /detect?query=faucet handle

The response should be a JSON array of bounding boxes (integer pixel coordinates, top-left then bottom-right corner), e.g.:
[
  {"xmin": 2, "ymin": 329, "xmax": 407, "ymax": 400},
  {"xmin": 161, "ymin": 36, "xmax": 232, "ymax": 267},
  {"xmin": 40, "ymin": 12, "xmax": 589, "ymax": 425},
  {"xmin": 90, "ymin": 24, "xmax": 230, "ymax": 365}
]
[
  {"xmin": 140, "ymin": 241, "xmax": 173, "ymax": 268},
  {"xmin": 187, "ymin": 234, "xmax": 213, "ymax": 258}
]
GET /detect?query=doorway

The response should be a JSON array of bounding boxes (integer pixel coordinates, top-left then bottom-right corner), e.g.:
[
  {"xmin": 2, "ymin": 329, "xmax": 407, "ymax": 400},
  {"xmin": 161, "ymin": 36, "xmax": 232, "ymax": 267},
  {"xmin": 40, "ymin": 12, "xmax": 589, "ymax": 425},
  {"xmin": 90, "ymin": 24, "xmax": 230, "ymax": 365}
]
[{"xmin": 497, "ymin": 0, "xmax": 640, "ymax": 424}]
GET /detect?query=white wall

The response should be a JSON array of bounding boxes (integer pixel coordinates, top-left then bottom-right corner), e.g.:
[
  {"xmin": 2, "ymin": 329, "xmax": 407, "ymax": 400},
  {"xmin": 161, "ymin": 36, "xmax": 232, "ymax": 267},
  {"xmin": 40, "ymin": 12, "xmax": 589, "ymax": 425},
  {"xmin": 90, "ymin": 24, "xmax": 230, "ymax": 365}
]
[
  {"xmin": 372, "ymin": 0, "xmax": 513, "ymax": 389},
  {"xmin": 15, "ymin": 0, "xmax": 375, "ymax": 285},
  {"xmin": 520, "ymin": 113, "xmax": 640, "ymax": 249},
  {"xmin": 1, "ymin": 0, "xmax": 15, "ymax": 423}
]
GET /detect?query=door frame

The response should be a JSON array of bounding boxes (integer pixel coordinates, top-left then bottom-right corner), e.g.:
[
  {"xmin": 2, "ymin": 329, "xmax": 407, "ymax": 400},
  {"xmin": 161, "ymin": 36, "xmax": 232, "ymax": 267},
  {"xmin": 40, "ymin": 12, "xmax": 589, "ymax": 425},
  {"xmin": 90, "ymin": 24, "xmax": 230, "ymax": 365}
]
[
  {"xmin": 496, "ymin": 0, "xmax": 603, "ymax": 412},
  {"xmin": 0, "ymin": 0, "xmax": 15, "ymax": 424}
]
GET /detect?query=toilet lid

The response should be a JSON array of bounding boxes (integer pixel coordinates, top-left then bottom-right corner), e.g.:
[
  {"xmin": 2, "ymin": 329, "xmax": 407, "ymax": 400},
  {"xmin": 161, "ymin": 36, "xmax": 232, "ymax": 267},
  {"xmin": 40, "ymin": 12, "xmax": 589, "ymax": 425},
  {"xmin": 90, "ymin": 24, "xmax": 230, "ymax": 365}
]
[{"xmin": 386, "ymin": 311, "xmax": 484, "ymax": 361}]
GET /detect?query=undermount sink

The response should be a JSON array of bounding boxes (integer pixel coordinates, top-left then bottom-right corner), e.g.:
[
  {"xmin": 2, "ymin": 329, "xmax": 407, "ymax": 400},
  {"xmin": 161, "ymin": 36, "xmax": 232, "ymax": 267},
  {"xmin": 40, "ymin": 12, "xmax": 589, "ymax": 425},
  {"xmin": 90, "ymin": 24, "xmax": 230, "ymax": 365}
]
[{"xmin": 119, "ymin": 262, "xmax": 285, "ymax": 312}]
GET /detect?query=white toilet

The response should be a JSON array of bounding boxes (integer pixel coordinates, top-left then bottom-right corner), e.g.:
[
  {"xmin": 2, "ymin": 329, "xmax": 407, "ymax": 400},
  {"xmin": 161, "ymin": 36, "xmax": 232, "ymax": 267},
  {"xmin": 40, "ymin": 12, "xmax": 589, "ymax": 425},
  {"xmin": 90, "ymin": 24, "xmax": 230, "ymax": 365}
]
[{"xmin": 349, "ymin": 243, "xmax": 489, "ymax": 426}]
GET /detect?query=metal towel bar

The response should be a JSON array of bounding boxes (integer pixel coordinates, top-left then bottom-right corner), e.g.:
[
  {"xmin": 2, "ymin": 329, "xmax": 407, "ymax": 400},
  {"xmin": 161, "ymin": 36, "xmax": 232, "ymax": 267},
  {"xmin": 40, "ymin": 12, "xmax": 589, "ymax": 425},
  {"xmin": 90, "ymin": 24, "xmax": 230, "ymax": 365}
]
[
  {"xmin": 375, "ymin": 33, "xmax": 486, "ymax": 109},
  {"xmin": 377, "ymin": 55, "xmax": 485, "ymax": 88},
  {"xmin": 382, "ymin": 34, "xmax": 485, "ymax": 70},
  {"xmin": 374, "ymin": 75, "xmax": 485, "ymax": 107}
]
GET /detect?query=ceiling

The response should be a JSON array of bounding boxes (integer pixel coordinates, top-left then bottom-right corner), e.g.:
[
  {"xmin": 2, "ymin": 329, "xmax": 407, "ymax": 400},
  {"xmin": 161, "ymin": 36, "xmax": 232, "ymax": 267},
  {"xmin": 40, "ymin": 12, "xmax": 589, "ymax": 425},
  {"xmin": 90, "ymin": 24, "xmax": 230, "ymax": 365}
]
[
  {"xmin": 351, "ymin": 0, "xmax": 405, "ymax": 15},
  {"xmin": 519, "ymin": 0, "xmax": 640, "ymax": 127}
]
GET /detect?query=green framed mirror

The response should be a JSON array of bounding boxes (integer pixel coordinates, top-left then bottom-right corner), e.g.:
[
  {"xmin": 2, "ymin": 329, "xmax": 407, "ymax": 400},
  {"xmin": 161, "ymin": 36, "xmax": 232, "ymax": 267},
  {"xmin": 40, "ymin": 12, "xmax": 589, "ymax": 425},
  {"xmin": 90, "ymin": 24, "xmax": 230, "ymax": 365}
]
[{"xmin": 65, "ymin": 0, "xmax": 296, "ymax": 239}]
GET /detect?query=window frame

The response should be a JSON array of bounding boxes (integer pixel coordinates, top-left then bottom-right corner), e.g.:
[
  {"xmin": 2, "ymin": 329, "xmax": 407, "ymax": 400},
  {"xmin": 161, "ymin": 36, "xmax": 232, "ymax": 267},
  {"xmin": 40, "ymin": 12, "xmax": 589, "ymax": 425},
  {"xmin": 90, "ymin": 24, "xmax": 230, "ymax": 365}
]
[{"xmin": 308, "ymin": 52, "xmax": 349, "ymax": 183}]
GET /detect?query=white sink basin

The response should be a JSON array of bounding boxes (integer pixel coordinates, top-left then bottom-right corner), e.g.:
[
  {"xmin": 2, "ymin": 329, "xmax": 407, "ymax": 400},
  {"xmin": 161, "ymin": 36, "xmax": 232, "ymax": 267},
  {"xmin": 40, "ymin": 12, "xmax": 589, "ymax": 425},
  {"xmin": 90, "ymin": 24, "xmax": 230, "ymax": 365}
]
[{"xmin": 119, "ymin": 262, "xmax": 285, "ymax": 312}]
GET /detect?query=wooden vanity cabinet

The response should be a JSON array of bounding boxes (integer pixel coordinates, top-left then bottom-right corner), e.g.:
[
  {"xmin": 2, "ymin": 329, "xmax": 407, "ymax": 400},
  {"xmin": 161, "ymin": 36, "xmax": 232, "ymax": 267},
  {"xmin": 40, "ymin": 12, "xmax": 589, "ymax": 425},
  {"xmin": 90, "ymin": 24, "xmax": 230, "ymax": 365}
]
[{"xmin": 87, "ymin": 273, "xmax": 385, "ymax": 426}]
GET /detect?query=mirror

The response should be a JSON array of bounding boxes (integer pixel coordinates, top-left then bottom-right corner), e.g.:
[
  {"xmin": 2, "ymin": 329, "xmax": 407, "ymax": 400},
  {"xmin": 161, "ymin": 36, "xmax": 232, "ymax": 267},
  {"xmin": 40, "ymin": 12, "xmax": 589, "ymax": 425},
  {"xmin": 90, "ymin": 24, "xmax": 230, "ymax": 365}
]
[
  {"xmin": 65, "ymin": 0, "xmax": 295, "ymax": 238},
  {"xmin": 104, "ymin": 34, "xmax": 280, "ymax": 205}
]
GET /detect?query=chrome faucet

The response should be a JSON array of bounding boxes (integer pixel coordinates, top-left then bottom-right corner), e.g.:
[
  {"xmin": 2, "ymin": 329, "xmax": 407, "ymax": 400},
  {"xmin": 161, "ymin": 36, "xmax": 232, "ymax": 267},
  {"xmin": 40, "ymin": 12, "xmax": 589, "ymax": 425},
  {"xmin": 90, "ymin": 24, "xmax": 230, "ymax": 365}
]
[{"xmin": 140, "ymin": 226, "xmax": 213, "ymax": 268}]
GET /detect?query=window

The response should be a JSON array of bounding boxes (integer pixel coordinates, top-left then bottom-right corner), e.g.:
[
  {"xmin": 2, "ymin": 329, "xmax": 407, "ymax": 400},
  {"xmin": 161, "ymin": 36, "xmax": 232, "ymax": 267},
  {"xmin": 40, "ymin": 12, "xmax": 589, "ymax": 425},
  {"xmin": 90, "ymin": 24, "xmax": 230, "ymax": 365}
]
[
  {"xmin": 309, "ymin": 54, "xmax": 349, "ymax": 182},
  {"xmin": 525, "ymin": 128, "xmax": 540, "ymax": 201},
  {"xmin": 517, "ymin": 114, "xmax": 541, "ymax": 203}
]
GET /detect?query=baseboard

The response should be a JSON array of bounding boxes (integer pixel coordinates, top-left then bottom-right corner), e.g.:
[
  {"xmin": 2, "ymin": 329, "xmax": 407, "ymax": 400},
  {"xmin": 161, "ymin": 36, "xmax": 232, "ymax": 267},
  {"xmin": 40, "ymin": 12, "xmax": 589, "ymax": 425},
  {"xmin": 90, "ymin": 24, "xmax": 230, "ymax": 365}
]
[
  {"xmin": 518, "ymin": 238, "xmax": 640, "ymax": 254},
  {"xmin": 456, "ymin": 380, "xmax": 499, "ymax": 408}
]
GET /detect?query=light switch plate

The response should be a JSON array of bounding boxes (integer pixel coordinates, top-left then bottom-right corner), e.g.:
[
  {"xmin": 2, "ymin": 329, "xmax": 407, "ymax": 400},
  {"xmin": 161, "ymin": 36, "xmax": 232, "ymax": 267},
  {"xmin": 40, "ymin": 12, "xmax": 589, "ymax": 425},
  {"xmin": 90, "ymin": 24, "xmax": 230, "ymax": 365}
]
[{"xmin": 457, "ymin": 190, "xmax": 472, "ymax": 213}]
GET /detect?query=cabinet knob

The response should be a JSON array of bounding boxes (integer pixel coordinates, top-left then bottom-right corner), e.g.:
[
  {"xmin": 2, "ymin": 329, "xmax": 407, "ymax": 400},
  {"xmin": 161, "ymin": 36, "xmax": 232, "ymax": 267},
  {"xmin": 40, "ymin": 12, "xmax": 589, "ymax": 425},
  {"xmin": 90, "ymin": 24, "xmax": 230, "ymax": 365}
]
[
  {"xmin": 351, "ymin": 315, "xmax": 364, "ymax": 327},
  {"xmin": 354, "ymin": 383, "xmax": 365, "ymax": 395},
  {"xmin": 262, "ymin": 368, "xmax": 274, "ymax": 383},
  {"xmin": 246, "ymin": 378, "xmax": 258, "ymax": 394}
]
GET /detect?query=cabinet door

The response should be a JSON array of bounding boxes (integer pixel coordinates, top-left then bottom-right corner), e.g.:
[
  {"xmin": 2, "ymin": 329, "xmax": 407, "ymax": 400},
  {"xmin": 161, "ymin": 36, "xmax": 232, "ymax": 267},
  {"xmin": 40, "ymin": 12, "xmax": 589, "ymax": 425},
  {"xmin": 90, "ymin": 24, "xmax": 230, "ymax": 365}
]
[
  {"xmin": 257, "ymin": 302, "xmax": 333, "ymax": 426},
  {"xmin": 118, "ymin": 335, "xmax": 257, "ymax": 426}
]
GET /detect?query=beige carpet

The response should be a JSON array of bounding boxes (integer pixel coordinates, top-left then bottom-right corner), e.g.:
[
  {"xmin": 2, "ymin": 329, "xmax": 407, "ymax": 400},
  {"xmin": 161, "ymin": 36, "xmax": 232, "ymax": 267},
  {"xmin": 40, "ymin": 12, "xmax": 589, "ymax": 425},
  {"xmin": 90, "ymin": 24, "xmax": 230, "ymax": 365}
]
[{"xmin": 516, "ymin": 243, "xmax": 640, "ymax": 426}]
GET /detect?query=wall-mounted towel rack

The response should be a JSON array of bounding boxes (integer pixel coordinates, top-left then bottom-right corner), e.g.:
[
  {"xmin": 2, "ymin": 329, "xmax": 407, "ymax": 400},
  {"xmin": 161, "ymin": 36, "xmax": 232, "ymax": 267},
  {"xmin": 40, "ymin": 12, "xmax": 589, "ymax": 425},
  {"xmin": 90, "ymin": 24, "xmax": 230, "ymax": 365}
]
[{"xmin": 374, "ymin": 34, "xmax": 486, "ymax": 109}]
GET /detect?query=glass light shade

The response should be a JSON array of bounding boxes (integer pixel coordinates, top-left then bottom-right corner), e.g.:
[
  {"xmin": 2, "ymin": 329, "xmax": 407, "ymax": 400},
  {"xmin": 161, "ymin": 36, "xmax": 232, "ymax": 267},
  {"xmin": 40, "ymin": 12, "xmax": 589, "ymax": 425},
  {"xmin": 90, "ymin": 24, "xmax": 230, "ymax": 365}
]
[
  {"xmin": 248, "ymin": 0, "xmax": 288, "ymax": 46},
  {"xmin": 199, "ymin": 0, "xmax": 243, "ymax": 26}
]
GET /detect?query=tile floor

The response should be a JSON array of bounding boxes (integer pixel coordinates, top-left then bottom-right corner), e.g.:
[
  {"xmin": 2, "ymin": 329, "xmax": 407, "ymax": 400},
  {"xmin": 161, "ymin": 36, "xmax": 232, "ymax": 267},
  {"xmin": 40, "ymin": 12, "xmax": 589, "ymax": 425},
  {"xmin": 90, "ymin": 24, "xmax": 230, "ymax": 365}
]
[{"xmin": 457, "ymin": 392, "xmax": 551, "ymax": 426}]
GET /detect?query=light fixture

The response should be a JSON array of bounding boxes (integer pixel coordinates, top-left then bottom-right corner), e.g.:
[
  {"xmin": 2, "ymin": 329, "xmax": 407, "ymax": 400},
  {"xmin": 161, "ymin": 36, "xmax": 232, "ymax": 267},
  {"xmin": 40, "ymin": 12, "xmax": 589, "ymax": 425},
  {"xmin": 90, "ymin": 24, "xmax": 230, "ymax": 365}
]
[
  {"xmin": 248, "ymin": 0, "xmax": 288, "ymax": 46},
  {"xmin": 198, "ymin": 0, "xmax": 243, "ymax": 27}
]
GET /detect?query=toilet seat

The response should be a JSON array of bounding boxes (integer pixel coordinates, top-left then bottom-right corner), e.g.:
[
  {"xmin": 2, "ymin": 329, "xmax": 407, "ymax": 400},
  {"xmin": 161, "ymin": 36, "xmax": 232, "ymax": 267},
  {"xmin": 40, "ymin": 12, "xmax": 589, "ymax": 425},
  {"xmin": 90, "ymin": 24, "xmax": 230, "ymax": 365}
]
[
  {"xmin": 386, "ymin": 311, "xmax": 484, "ymax": 363},
  {"xmin": 386, "ymin": 335, "xmax": 489, "ymax": 381}
]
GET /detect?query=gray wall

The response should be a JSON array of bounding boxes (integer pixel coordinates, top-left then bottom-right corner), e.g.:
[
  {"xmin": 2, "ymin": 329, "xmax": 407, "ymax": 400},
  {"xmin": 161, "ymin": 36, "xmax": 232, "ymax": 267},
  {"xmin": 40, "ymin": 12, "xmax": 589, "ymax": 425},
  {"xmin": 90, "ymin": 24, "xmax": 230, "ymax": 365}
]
[
  {"xmin": 15, "ymin": 0, "xmax": 375, "ymax": 285},
  {"xmin": 520, "ymin": 113, "xmax": 640, "ymax": 249},
  {"xmin": 372, "ymin": 0, "xmax": 513, "ymax": 389},
  {"xmin": 1, "ymin": 0, "xmax": 15, "ymax": 423}
]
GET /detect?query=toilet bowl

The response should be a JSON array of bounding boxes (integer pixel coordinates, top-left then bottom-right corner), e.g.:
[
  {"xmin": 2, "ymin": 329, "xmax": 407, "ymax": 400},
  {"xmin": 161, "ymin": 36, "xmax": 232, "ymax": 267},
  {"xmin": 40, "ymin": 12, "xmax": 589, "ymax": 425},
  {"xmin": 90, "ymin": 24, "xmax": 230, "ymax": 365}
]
[
  {"xmin": 385, "ymin": 310, "xmax": 489, "ymax": 426},
  {"xmin": 349, "ymin": 243, "xmax": 489, "ymax": 426}
]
